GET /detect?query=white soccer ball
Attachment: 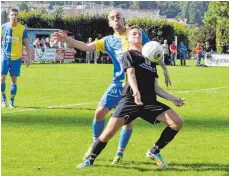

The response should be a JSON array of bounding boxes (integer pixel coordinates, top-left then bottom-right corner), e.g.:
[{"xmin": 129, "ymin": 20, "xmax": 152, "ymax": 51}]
[{"xmin": 142, "ymin": 41, "xmax": 163, "ymax": 63}]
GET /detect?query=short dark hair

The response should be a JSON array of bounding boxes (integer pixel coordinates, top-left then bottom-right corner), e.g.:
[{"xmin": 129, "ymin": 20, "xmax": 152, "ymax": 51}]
[{"xmin": 9, "ymin": 8, "xmax": 18, "ymax": 14}]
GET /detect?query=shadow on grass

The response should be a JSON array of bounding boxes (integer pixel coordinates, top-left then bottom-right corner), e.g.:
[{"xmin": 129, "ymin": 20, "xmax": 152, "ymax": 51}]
[
  {"xmin": 2, "ymin": 111, "xmax": 229, "ymax": 131},
  {"xmin": 95, "ymin": 161, "xmax": 229, "ymax": 172}
]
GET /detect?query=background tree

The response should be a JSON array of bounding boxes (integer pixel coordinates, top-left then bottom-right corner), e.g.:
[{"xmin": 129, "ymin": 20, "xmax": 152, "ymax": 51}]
[
  {"xmin": 204, "ymin": 2, "xmax": 229, "ymax": 53},
  {"xmin": 18, "ymin": 2, "xmax": 29, "ymax": 11}
]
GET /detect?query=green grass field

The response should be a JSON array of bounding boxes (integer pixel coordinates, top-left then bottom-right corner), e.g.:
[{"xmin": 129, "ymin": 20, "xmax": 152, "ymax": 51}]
[{"xmin": 1, "ymin": 61, "xmax": 229, "ymax": 176}]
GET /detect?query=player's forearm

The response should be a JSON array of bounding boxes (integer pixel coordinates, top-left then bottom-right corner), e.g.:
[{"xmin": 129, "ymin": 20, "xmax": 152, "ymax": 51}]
[
  {"xmin": 155, "ymin": 86, "xmax": 175, "ymax": 101},
  {"xmin": 66, "ymin": 37, "xmax": 95, "ymax": 52},
  {"xmin": 25, "ymin": 45, "xmax": 31, "ymax": 60},
  {"xmin": 158, "ymin": 59, "xmax": 168, "ymax": 74},
  {"xmin": 154, "ymin": 80, "xmax": 174, "ymax": 101}
]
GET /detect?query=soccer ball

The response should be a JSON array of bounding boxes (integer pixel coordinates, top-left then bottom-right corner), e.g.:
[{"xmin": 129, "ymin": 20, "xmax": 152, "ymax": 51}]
[{"xmin": 142, "ymin": 41, "xmax": 163, "ymax": 63}]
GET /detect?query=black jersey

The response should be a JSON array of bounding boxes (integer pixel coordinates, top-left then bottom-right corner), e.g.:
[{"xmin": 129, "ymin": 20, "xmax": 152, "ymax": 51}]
[
  {"xmin": 204, "ymin": 46, "xmax": 213, "ymax": 53},
  {"xmin": 122, "ymin": 50, "xmax": 158, "ymax": 100}
]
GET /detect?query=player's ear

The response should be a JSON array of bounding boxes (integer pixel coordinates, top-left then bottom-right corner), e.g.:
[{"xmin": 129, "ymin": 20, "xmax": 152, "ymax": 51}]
[{"xmin": 108, "ymin": 21, "xmax": 112, "ymax": 27}]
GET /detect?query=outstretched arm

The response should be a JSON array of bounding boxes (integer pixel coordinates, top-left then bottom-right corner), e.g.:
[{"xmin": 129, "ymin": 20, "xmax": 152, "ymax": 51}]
[
  {"xmin": 158, "ymin": 59, "xmax": 171, "ymax": 87},
  {"xmin": 23, "ymin": 38, "xmax": 32, "ymax": 67},
  {"xmin": 51, "ymin": 32, "xmax": 95, "ymax": 52},
  {"xmin": 154, "ymin": 78, "xmax": 185, "ymax": 107},
  {"xmin": 126, "ymin": 67, "xmax": 143, "ymax": 105}
]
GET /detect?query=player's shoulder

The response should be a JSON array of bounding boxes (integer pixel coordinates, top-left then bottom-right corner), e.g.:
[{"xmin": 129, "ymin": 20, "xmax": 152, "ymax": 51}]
[
  {"xmin": 124, "ymin": 50, "xmax": 141, "ymax": 59},
  {"xmin": 103, "ymin": 35, "xmax": 118, "ymax": 42},
  {"xmin": 1, "ymin": 22, "xmax": 9, "ymax": 29}
]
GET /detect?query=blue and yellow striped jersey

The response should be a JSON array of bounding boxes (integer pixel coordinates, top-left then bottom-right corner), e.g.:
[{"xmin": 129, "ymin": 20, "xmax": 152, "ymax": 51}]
[
  {"xmin": 1, "ymin": 22, "xmax": 28, "ymax": 60},
  {"xmin": 94, "ymin": 29, "xmax": 150, "ymax": 86}
]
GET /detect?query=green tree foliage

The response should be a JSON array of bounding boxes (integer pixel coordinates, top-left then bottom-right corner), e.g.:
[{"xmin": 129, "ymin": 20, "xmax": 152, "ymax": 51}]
[
  {"xmin": 204, "ymin": 2, "xmax": 229, "ymax": 53},
  {"xmin": 186, "ymin": 25, "xmax": 216, "ymax": 53},
  {"xmin": 187, "ymin": 2, "xmax": 209, "ymax": 25},
  {"xmin": 204, "ymin": 2, "xmax": 229, "ymax": 27},
  {"xmin": 18, "ymin": 2, "xmax": 29, "ymax": 11},
  {"xmin": 19, "ymin": 10, "xmax": 187, "ymax": 45},
  {"xmin": 156, "ymin": 2, "xmax": 180, "ymax": 18}
]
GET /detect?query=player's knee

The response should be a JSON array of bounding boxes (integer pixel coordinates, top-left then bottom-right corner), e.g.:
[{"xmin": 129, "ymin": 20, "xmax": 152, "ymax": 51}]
[
  {"xmin": 11, "ymin": 76, "xmax": 17, "ymax": 84},
  {"xmin": 123, "ymin": 122, "xmax": 133, "ymax": 130},
  {"xmin": 94, "ymin": 107, "xmax": 109, "ymax": 121},
  {"xmin": 175, "ymin": 117, "xmax": 184, "ymax": 131},
  {"xmin": 1, "ymin": 76, "xmax": 6, "ymax": 83}
]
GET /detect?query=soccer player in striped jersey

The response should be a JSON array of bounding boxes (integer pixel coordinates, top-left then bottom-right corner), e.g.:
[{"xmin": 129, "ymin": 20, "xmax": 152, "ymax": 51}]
[
  {"xmin": 1, "ymin": 8, "xmax": 32, "ymax": 108},
  {"xmin": 51, "ymin": 9, "xmax": 171, "ymax": 164}
]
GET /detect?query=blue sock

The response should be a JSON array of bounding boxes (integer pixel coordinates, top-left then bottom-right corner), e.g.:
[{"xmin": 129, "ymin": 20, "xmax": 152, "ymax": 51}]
[
  {"xmin": 117, "ymin": 129, "xmax": 133, "ymax": 157},
  {"xmin": 92, "ymin": 119, "xmax": 105, "ymax": 142},
  {"xmin": 1, "ymin": 83, "xmax": 6, "ymax": 100},
  {"xmin": 10, "ymin": 83, "xmax": 17, "ymax": 105}
]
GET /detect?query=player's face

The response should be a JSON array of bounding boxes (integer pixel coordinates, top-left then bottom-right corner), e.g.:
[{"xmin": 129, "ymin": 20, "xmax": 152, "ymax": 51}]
[
  {"xmin": 9, "ymin": 11, "xmax": 18, "ymax": 24},
  {"xmin": 128, "ymin": 28, "xmax": 142, "ymax": 45},
  {"xmin": 108, "ymin": 11, "xmax": 125, "ymax": 30}
]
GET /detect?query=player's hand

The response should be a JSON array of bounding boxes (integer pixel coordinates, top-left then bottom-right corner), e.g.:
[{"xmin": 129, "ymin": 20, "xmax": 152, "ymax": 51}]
[
  {"xmin": 25, "ymin": 59, "xmax": 32, "ymax": 67},
  {"xmin": 133, "ymin": 91, "xmax": 143, "ymax": 105},
  {"xmin": 51, "ymin": 32, "xmax": 68, "ymax": 43},
  {"xmin": 164, "ymin": 71, "xmax": 171, "ymax": 87},
  {"xmin": 172, "ymin": 97, "xmax": 185, "ymax": 107}
]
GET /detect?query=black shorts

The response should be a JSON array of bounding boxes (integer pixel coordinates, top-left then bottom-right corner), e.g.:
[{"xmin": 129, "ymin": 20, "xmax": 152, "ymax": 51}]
[{"xmin": 112, "ymin": 96, "xmax": 171, "ymax": 125}]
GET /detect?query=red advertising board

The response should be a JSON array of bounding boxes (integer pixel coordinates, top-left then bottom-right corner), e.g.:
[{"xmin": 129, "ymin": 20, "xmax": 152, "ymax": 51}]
[
  {"xmin": 64, "ymin": 48, "xmax": 76, "ymax": 61},
  {"xmin": 22, "ymin": 47, "xmax": 35, "ymax": 61},
  {"xmin": 56, "ymin": 49, "xmax": 64, "ymax": 62}
]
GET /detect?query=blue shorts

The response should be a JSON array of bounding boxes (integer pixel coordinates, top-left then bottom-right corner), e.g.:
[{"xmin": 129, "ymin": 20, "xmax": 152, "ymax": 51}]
[
  {"xmin": 99, "ymin": 84, "xmax": 123, "ymax": 110},
  {"xmin": 1, "ymin": 58, "xmax": 22, "ymax": 77}
]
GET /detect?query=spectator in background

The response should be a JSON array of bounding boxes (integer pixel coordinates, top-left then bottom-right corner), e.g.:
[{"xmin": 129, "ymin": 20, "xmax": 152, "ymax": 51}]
[
  {"xmin": 195, "ymin": 43, "xmax": 203, "ymax": 66},
  {"xmin": 44, "ymin": 37, "xmax": 51, "ymax": 48},
  {"xmin": 94, "ymin": 38, "xmax": 100, "ymax": 64},
  {"xmin": 86, "ymin": 37, "xmax": 93, "ymax": 64},
  {"xmin": 178, "ymin": 42, "xmax": 187, "ymax": 66},
  {"xmin": 40, "ymin": 37, "xmax": 46, "ymax": 47},
  {"xmin": 50, "ymin": 39, "xmax": 59, "ymax": 48},
  {"xmin": 170, "ymin": 41, "xmax": 177, "ymax": 66},
  {"xmin": 33, "ymin": 38, "xmax": 42, "ymax": 48},
  {"xmin": 204, "ymin": 41, "xmax": 213, "ymax": 56},
  {"xmin": 162, "ymin": 40, "xmax": 170, "ymax": 65}
]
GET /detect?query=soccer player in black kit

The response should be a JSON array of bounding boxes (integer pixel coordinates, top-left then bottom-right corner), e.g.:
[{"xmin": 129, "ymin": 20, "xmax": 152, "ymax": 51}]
[{"xmin": 77, "ymin": 26, "xmax": 185, "ymax": 169}]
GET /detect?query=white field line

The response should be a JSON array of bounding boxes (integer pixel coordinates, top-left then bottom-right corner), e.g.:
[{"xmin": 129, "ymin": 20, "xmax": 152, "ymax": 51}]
[
  {"xmin": 173, "ymin": 86, "xmax": 229, "ymax": 93},
  {"xmin": 2, "ymin": 102, "xmax": 98, "ymax": 114},
  {"xmin": 2, "ymin": 86, "xmax": 229, "ymax": 114}
]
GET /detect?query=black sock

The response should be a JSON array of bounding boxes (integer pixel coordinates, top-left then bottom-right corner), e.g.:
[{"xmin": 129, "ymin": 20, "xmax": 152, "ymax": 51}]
[
  {"xmin": 88, "ymin": 139, "xmax": 107, "ymax": 164},
  {"xmin": 150, "ymin": 126, "xmax": 178, "ymax": 154}
]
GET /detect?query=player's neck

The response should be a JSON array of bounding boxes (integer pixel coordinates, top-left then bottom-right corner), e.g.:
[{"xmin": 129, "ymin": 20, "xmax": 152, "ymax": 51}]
[
  {"xmin": 9, "ymin": 21, "xmax": 17, "ymax": 27},
  {"xmin": 114, "ymin": 27, "xmax": 126, "ymax": 36},
  {"xmin": 129, "ymin": 44, "xmax": 141, "ymax": 52}
]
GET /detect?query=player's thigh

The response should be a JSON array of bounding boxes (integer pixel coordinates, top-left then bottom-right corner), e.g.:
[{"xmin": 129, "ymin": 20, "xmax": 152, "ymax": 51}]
[
  {"xmin": 112, "ymin": 96, "xmax": 140, "ymax": 125},
  {"xmin": 157, "ymin": 109, "xmax": 183, "ymax": 127},
  {"xmin": 94, "ymin": 106, "xmax": 110, "ymax": 119},
  {"xmin": 1, "ymin": 59, "xmax": 9, "ymax": 76},
  {"xmin": 9, "ymin": 59, "xmax": 22, "ymax": 77},
  {"xmin": 140, "ymin": 101, "xmax": 171, "ymax": 125},
  {"xmin": 99, "ymin": 84, "xmax": 122, "ymax": 110}
]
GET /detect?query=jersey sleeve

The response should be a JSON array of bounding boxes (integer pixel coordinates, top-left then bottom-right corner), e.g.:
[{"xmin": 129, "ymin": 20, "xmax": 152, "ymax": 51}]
[
  {"xmin": 141, "ymin": 31, "xmax": 151, "ymax": 45},
  {"xmin": 93, "ymin": 38, "xmax": 105, "ymax": 53},
  {"xmin": 122, "ymin": 51, "xmax": 137, "ymax": 71},
  {"xmin": 23, "ymin": 28, "xmax": 28, "ymax": 39}
]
